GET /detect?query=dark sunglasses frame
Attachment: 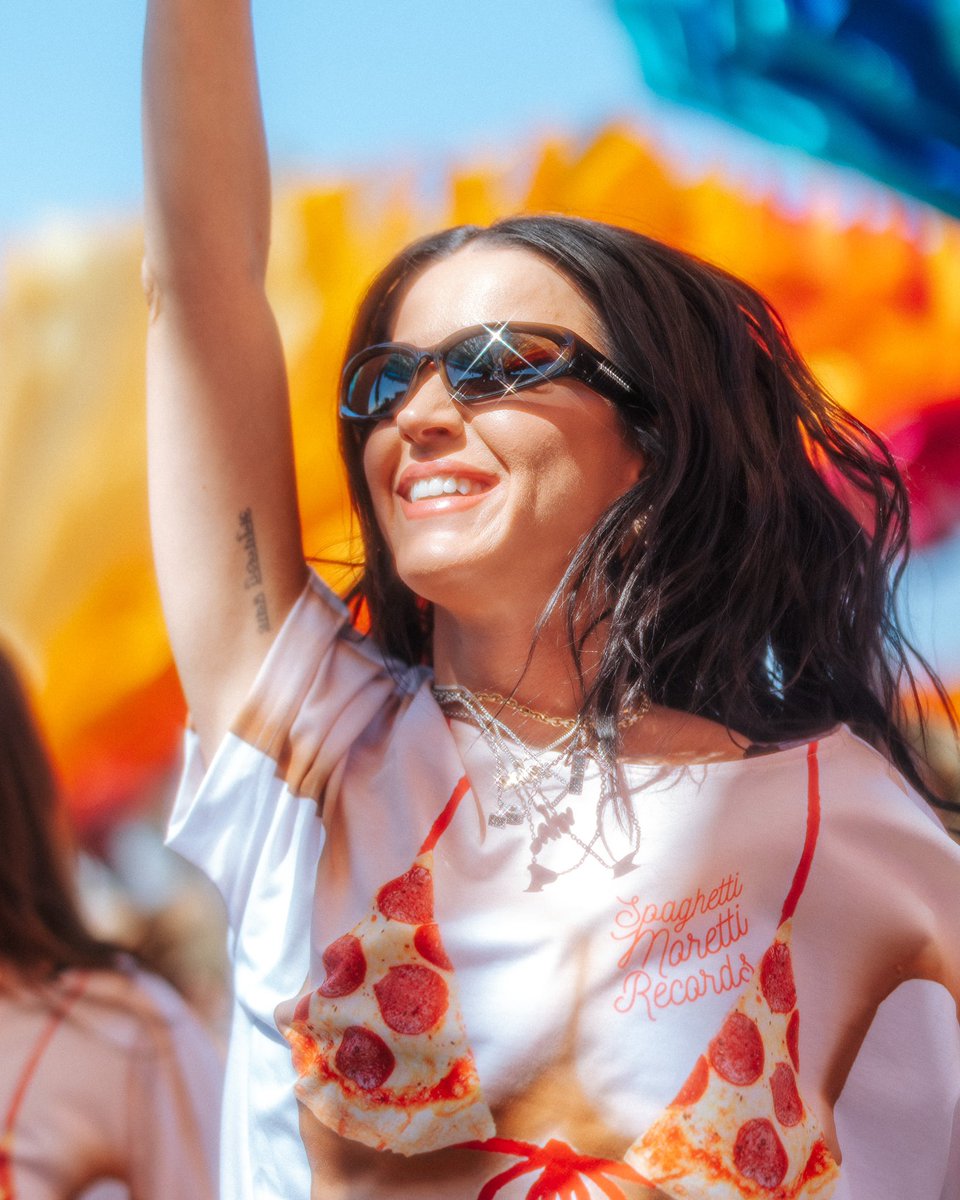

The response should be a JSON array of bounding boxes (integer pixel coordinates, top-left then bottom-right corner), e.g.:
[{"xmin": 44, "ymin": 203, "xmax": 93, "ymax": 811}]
[{"xmin": 338, "ymin": 321, "xmax": 638, "ymax": 423}]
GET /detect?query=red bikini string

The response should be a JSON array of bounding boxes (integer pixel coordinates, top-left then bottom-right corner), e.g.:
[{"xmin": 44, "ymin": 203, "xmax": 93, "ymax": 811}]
[
  {"xmin": 418, "ymin": 775, "xmax": 472, "ymax": 856},
  {"xmin": 458, "ymin": 1136, "xmax": 654, "ymax": 1199},
  {"xmin": 0, "ymin": 973, "xmax": 89, "ymax": 1192},
  {"xmin": 778, "ymin": 741, "xmax": 822, "ymax": 926}
]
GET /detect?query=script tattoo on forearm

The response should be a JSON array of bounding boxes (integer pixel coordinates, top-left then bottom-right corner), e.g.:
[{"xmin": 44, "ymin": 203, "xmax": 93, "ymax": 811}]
[{"xmin": 236, "ymin": 507, "xmax": 271, "ymax": 633}]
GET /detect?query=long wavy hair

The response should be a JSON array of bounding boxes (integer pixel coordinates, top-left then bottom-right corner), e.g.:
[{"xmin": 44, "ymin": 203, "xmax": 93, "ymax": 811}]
[
  {"xmin": 0, "ymin": 649, "xmax": 121, "ymax": 979},
  {"xmin": 337, "ymin": 214, "xmax": 953, "ymax": 804}
]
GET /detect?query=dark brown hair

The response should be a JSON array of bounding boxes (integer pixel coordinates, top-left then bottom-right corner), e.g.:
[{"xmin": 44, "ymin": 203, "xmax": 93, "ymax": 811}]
[
  {"xmin": 337, "ymin": 214, "xmax": 953, "ymax": 804},
  {"xmin": 0, "ymin": 649, "xmax": 120, "ymax": 978}
]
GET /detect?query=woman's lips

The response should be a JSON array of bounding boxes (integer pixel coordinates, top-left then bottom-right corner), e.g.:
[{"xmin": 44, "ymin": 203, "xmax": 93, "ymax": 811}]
[
  {"xmin": 395, "ymin": 464, "xmax": 498, "ymax": 519},
  {"xmin": 397, "ymin": 478, "xmax": 497, "ymax": 520}
]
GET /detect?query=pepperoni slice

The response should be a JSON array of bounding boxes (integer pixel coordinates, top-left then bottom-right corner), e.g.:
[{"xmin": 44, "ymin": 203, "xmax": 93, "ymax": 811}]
[
  {"xmin": 670, "ymin": 1056, "xmax": 709, "ymax": 1107},
  {"xmin": 335, "ymin": 1026, "xmax": 395, "ymax": 1091},
  {"xmin": 760, "ymin": 941, "xmax": 797, "ymax": 1013},
  {"xmin": 787, "ymin": 1009, "xmax": 800, "ymax": 1071},
  {"xmin": 318, "ymin": 934, "xmax": 366, "ymax": 997},
  {"xmin": 771, "ymin": 1062, "xmax": 804, "ymax": 1127},
  {"xmin": 414, "ymin": 923, "xmax": 453, "ymax": 971},
  {"xmin": 374, "ymin": 964, "xmax": 449, "ymax": 1035},
  {"xmin": 376, "ymin": 865, "xmax": 434, "ymax": 924},
  {"xmin": 708, "ymin": 1011, "xmax": 764, "ymax": 1086},
  {"xmin": 733, "ymin": 1118, "xmax": 788, "ymax": 1190}
]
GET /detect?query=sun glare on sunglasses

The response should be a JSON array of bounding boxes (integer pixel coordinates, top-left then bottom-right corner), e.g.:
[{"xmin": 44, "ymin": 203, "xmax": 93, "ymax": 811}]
[{"xmin": 339, "ymin": 322, "xmax": 637, "ymax": 423}]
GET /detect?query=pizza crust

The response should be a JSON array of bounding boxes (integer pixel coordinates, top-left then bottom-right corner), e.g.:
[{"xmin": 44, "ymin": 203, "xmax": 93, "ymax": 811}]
[
  {"xmin": 626, "ymin": 923, "xmax": 840, "ymax": 1199},
  {"xmin": 279, "ymin": 853, "xmax": 495, "ymax": 1157}
]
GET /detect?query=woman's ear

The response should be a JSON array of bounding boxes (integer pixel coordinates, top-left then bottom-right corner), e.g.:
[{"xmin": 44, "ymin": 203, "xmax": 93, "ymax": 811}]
[{"xmin": 625, "ymin": 444, "xmax": 652, "ymax": 493}]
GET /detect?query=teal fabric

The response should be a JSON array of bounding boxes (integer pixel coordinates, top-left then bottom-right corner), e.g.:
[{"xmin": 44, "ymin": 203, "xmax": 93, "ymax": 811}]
[{"xmin": 615, "ymin": 0, "xmax": 960, "ymax": 216}]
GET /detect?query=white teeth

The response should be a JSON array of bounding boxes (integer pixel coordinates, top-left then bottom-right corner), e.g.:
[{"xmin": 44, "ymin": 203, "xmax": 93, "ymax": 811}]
[{"xmin": 408, "ymin": 475, "xmax": 482, "ymax": 502}]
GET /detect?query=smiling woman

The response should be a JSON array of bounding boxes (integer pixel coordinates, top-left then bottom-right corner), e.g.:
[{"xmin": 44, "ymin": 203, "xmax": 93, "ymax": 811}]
[
  {"xmin": 358, "ymin": 249, "xmax": 646, "ymax": 645},
  {"xmin": 142, "ymin": 3, "xmax": 960, "ymax": 1199}
]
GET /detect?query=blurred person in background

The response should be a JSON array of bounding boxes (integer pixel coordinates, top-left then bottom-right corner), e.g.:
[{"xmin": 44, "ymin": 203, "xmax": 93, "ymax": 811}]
[
  {"xmin": 142, "ymin": 3, "xmax": 960, "ymax": 1199},
  {"xmin": 0, "ymin": 648, "xmax": 222, "ymax": 1199}
]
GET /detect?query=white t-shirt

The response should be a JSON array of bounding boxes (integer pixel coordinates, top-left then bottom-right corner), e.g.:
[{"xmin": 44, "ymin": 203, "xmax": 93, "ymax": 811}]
[
  {"xmin": 168, "ymin": 572, "xmax": 960, "ymax": 1200},
  {"xmin": 0, "ymin": 964, "xmax": 221, "ymax": 1199}
]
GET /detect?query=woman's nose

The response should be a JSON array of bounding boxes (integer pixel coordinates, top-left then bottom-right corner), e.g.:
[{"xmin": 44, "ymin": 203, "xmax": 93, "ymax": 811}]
[{"xmin": 395, "ymin": 370, "xmax": 465, "ymax": 443}]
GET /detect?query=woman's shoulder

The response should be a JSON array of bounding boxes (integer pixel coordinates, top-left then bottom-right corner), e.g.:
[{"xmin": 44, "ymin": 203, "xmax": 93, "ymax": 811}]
[
  {"xmin": 619, "ymin": 705, "xmax": 756, "ymax": 765},
  {"xmin": 59, "ymin": 962, "xmax": 215, "ymax": 1051},
  {"xmin": 223, "ymin": 566, "xmax": 427, "ymax": 772},
  {"xmin": 621, "ymin": 713, "xmax": 943, "ymax": 811},
  {"xmin": 816, "ymin": 725, "xmax": 952, "ymax": 825},
  {"xmin": 617, "ymin": 706, "xmax": 847, "ymax": 768},
  {"xmin": 0, "ymin": 962, "xmax": 218, "ymax": 1075}
]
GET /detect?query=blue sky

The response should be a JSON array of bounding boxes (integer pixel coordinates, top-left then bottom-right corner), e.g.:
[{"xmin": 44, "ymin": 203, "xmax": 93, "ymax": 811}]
[{"xmin": 0, "ymin": 0, "xmax": 647, "ymax": 252}]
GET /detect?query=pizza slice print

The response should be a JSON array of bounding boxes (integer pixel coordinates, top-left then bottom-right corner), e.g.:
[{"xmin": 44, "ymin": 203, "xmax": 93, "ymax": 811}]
[
  {"xmin": 625, "ymin": 742, "xmax": 839, "ymax": 1199},
  {"xmin": 278, "ymin": 778, "xmax": 495, "ymax": 1156},
  {"xmin": 625, "ymin": 920, "xmax": 838, "ymax": 1198}
]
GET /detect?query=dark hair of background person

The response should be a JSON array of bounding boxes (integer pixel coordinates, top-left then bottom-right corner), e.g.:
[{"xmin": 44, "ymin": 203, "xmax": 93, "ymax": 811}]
[
  {"xmin": 336, "ymin": 213, "xmax": 956, "ymax": 807},
  {"xmin": 0, "ymin": 650, "xmax": 121, "ymax": 978}
]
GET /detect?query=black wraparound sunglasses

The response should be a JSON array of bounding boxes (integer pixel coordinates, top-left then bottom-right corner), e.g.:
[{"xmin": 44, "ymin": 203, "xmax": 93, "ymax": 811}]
[{"xmin": 339, "ymin": 322, "xmax": 639, "ymax": 423}]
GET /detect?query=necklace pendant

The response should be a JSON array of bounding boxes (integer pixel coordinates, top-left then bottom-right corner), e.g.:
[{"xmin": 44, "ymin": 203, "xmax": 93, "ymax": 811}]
[
  {"xmin": 525, "ymin": 862, "xmax": 559, "ymax": 892},
  {"xmin": 568, "ymin": 747, "xmax": 588, "ymax": 795},
  {"xmin": 612, "ymin": 851, "xmax": 642, "ymax": 878},
  {"xmin": 489, "ymin": 806, "xmax": 524, "ymax": 828},
  {"xmin": 502, "ymin": 759, "xmax": 544, "ymax": 790},
  {"xmin": 501, "ymin": 763, "xmax": 547, "ymax": 792}
]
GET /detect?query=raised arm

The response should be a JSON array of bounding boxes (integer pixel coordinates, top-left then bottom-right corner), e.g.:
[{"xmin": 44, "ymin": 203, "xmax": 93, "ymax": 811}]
[{"xmin": 142, "ymin": 0, "xmax": 308, "ymax": 757}]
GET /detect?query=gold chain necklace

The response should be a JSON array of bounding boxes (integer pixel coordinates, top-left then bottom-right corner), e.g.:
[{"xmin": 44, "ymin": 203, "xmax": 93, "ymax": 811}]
[
  {"xmin": 471, "ymin": 691, "xmax": 578, "ymax": 730},
  {"xmin": 470, "ymin": 689, "xmax": 650, "ymax": 731}
]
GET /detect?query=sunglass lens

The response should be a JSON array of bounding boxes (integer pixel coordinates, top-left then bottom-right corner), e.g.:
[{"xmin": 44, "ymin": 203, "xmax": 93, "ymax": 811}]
[
  {"xmin": 444, "ymin": 328, "xmax": 566, "ymax": 400},
  {"xmin": 346, "ymin": 351, "xmax": 416, "ymax": 418}
]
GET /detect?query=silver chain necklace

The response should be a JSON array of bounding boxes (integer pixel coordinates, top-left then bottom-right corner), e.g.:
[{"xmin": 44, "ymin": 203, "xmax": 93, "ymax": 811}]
[{"xmin": 432, "ymin": 684, "xmax": 647, "ymax": 892}]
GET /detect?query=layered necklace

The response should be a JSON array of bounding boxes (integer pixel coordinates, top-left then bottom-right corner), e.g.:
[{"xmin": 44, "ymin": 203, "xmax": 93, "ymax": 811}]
[{"xmin": 432, "ymin": 684, "xmax": 649, "ymax": 892}]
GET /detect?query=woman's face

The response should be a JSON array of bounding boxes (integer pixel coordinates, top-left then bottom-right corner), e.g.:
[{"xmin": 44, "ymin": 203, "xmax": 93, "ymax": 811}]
[{"xmin": 361, "ymin": 245, "xmax": 646, "ymax": 618}]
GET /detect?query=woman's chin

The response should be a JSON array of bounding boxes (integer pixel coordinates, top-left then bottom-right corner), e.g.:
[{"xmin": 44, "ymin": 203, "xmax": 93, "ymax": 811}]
[
  {"xmin": 396, "ymin": 560, "xmax": 479, "ymax": 605},
  {"xmin": 394, "ymin": 550, "xmax": 505, "ymax": 614}
]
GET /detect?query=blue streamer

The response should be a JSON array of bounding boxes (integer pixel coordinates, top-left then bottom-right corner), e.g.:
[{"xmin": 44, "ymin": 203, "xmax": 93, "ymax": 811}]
[{"xmin": 615, "ymin": 0, "xmax": 960, "ymax": 215}]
